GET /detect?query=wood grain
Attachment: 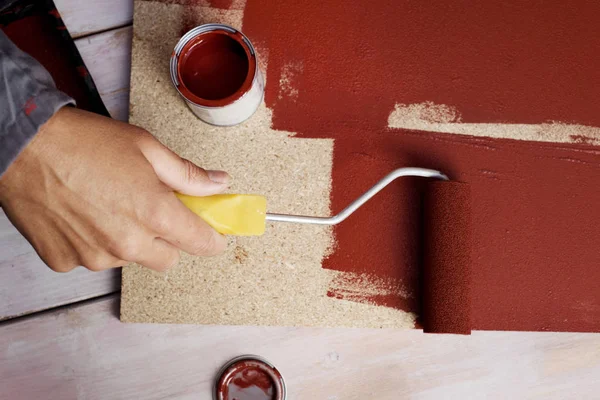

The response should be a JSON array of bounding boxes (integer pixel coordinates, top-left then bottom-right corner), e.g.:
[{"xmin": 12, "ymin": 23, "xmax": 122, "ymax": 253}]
[
  {"xmin": 0, "ymin": 210, "xmax": 120, "ymax": 320},
  {"xmin": 0, "ymin": 27, "xmax": 132, "ymax": 320},
  {"xmin": 2, "ymin": 296, "xmax": 600, "ymax": 399},
  {"xmin": 75, "ymin": 26, "xmax": 133, "ymax": 121},
  {"xmin": 55, "ymin": 0, "xmax": 134, "ymax": 38}
]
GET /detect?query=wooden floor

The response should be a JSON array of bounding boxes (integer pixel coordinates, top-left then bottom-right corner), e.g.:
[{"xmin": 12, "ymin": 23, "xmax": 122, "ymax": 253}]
[{"xmin": 1, "ymin": 1, "xmax": 600, "ymax": 398}]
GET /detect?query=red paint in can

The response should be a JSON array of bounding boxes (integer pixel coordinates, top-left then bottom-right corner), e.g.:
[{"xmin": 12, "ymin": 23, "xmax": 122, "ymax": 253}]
[
  {"xmin": 178, "ymin": 30, "xmax": 253, "ymax": 106},
  {"xmin": 171, "ymin": 24, "xmax": 264, "ymax": 125}
]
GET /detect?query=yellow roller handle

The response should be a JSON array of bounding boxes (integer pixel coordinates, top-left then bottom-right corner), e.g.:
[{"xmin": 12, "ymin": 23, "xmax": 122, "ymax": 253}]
[{"xmin": 175, "ymin": 193, "xmax": 267, "ymax": 236}]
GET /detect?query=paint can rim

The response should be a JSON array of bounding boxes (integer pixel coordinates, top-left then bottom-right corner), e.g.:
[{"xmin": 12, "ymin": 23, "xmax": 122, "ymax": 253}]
[
  {"xmin": 213, "ymin": 354, "xmax": 287, "ymax": 400},
  {"xmin": 170, "ymin": 23, "xmax": 259, "ymax": 109}
]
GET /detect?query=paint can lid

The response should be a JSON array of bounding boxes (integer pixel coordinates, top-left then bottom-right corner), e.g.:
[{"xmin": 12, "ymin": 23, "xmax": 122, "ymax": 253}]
[{"xmin": 214, "ymin": 355, "xmax": 287, "ymax": 400}]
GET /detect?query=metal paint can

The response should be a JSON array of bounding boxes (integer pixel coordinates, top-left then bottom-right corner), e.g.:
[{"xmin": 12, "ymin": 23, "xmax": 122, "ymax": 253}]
[
  {"xmin": 213, "ymin": 355, "xmax": 287, "ymax": 400},
  {"xmin": 170, "ymin": 24, "xmax": 264, "ymax": 126}
]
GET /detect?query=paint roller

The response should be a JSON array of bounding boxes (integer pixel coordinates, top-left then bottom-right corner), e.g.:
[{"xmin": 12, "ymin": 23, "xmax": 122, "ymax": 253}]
[{"xmin": 176, "ymin": 167, "xmax": 472, "ymax": 334}]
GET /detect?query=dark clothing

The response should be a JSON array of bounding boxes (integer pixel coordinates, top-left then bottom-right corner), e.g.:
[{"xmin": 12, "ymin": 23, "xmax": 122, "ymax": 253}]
[{"xmin": 0, "ymin": 29, "xmax": 73, "ymax": 177}]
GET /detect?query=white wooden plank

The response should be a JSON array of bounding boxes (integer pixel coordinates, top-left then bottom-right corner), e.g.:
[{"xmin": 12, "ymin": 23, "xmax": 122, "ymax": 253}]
[
  {"xmin": 1, "ymin": 297, "xmax": 600, "ymax": 399},
  {"xmin": 75, "ymin": 26, "xmax": 133, "ymax": 122},
  {"xmin": 55, "ymin": 0, "xmax": 134, "ymax": 38},
  {"xmin": 0, "ymin": 27, "xmax": 132, "ymax": 320},
  {"xmin": 0, "ymin": 210, "xmax": 120, "ymax": 320}
]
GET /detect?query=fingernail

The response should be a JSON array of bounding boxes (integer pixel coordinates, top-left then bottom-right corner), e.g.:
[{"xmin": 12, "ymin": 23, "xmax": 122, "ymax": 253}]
[{"xmin": 207, "ymin": 170, "xmax": 231, "ymax": 185}]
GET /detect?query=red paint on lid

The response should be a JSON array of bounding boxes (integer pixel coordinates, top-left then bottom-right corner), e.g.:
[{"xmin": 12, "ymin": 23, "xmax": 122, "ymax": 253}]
[{"xmin": 216, "ymin": 357, "xmax": 285, "ymax": 400}]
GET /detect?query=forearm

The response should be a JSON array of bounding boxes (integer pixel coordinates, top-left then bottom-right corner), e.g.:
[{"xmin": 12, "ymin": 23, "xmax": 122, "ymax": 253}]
[{"xmin": 0, "ymin": 30, "xmax": 74, "ymax": 178}]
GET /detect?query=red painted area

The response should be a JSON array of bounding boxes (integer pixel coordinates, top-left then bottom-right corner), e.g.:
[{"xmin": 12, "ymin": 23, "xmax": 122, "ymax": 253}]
[
  {"xmin": 570, "ymin": 135, "xmax": 597, "ymax": 145},
  {"xmin": 23, "ymin": 97, "xmax": 37, "ymax": 116},
  {"xmin": 243, "ymin": 1, "xmax": 600, "ymax": 331}
]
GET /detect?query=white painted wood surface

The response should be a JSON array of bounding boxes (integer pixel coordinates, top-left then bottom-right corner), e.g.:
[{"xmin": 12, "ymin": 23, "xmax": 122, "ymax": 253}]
[
  {"xmin": 75, "ymin": 26, "xmax": 133, "ymax": 122},
  {"xmin": 0, "ymin": 210, "xmax": 120, "ymax": 320},
  {"xmin": 2, "ymin": 297, "xmax": 600, "ymax": 399},
  {"xmin": 0, "ymin": 22, "xmax": 132, "ymax": 320},
  {"xmin": 55, "ymin": 0, "xmax": 134, "ymax": 38}
]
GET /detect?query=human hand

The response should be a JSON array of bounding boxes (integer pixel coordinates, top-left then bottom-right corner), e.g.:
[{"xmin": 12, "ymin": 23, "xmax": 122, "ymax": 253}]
[{"xmin": 0, "ymin": 107, "xmax": 230, "ymax": 272}]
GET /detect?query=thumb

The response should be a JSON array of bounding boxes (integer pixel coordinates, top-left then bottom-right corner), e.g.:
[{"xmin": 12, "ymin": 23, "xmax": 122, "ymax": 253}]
[{"xmin": 138, "ymin": 135, "xmax": 230, "ymax": 196}]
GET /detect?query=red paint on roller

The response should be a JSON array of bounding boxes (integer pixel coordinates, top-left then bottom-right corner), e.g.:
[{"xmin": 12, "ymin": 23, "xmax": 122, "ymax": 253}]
[
  {"xmin": 421, "ymin": 182, "xmax": 472, "ymax": 334},
  {"xmin": 243, "ymin": 0, "xmax": 600, "ymax": 332}
]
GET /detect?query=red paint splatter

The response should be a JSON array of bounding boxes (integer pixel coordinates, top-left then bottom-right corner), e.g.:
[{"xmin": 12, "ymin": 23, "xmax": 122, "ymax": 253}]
[
  {"xmin": 23, "ymin": 97, "xmax": 37, "ymax": 116},
  {"xmin": 243, "ymin": 0, "xmax": 600, "ymax": 332}
]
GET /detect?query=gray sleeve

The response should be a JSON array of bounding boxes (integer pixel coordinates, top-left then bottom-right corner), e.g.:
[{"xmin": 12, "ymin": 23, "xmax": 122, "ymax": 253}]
[{"xmin": 0, "ymin": 30, "xmax": 75, "ymax": 178}]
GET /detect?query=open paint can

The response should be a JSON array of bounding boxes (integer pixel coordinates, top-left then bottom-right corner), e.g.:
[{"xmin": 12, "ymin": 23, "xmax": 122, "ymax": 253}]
[
  {"xmin": 214, "ymin": 355, "xmax": 287, "ymax": 400},
  {"xmin": 170, "ymin": 24, "xmax": 264, "ymax": 126}
]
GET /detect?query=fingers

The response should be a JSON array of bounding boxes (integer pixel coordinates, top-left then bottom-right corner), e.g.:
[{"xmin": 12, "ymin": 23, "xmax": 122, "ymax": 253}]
[
  {"xmin": 136, "ymin": 135, "xmax": 229, "ymax": 258},
  {"xmin": 5, "ymin": 213, "xmax": 81, "ymax": 273},
  {"xmin": 134, "ymin": 237, "xmax": 181, "ymax": 272},
  {"xmin": 138, "ymin": 136, "xmax": 230, "ymax": 196},
  {"xmin": 150, "ymin": 194, "xmax": 228, "ymax": 257},
  {"xmin": 41, "ymin": 226, "xmax": 179, "ymax": 272},
  {"xmin": 78, "ymin": 254, "xmax": 127, "ymax": 272},
  {"xmin": 80, "ymin": 240, "xmax": 177, "ymax": 272},
  {"xmin": 39, "ymin": 239, "xmax": 125, "ymax": 273},
  {"xmin": 38, "ymin": 241, "xmax": 80, "ymax": 273}
]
